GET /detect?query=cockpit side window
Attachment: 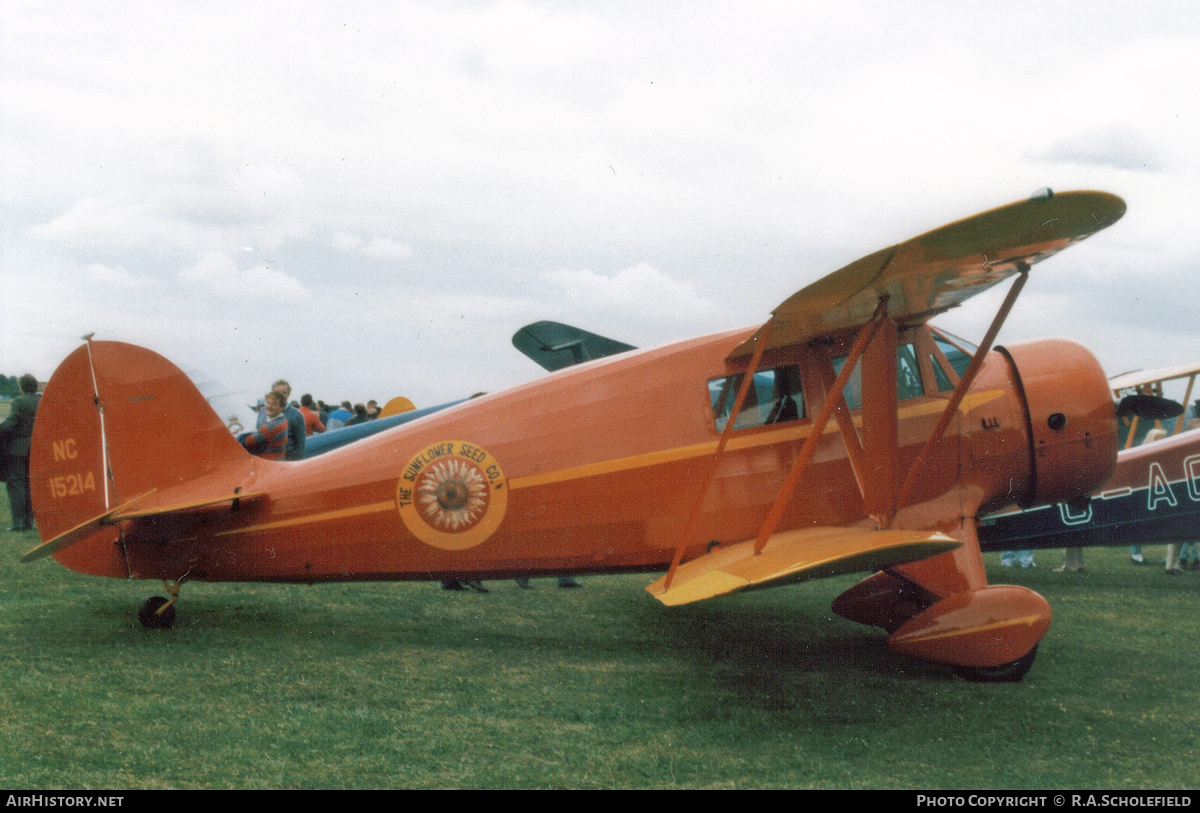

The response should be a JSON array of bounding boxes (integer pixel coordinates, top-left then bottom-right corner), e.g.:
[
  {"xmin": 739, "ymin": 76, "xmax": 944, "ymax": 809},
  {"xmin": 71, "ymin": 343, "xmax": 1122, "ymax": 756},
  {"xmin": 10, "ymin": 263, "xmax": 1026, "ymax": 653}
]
[
  {"xmin": 933, "ymin": 333, "xmax": 975, "ymax": 379},
  {"xmin": 896, "ymin": 343, "xmax": 924, "ymax": 401},
  {"xmin": 930, "ymin": 355, "xmax": 956, "ymax": 393},
  {"xmin": 830, "ymin": 355, "xmax": 864, "ymax": 410},
  {"xmin": 709, "ymin": 365, "xmax": 805, "ymax": 431},
  {"xmin": 831, "ymin": 341, "xmax": 927, "ymax": 409}
]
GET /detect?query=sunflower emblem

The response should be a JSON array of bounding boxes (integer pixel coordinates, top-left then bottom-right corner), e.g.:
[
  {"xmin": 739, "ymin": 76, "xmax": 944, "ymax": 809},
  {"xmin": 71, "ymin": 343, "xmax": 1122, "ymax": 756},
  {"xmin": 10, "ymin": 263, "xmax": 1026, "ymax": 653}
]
[
  {"xmin": 416, "ymin": 458, "xmax": 489, "ymax": 532},
  {"xmin": 397, "ymin": 441, "xmax": 509, "ymax": 551}
]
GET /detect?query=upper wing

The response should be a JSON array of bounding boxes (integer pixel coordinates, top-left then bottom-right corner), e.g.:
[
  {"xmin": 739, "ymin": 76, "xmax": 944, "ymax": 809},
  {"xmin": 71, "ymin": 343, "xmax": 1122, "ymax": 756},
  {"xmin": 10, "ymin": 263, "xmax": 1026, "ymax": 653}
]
[
  {"xmin": 729, "ymin": 190, "xmax": 1125, "ymax": 358},
  {"xmin": 1108, "ymin": 362, "xmax": 1200, "ymax": 394},
  {"xmin": 512, "ymin": 321, "xmax": 636, "ymax": 371}
]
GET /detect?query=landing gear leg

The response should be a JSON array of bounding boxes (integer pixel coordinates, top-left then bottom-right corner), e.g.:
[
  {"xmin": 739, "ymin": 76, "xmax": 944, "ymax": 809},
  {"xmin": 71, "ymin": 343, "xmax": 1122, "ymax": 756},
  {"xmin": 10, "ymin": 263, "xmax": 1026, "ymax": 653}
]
[{"xmin": 138, "ymin": 580, "xmax": 181, "ymax": 629}]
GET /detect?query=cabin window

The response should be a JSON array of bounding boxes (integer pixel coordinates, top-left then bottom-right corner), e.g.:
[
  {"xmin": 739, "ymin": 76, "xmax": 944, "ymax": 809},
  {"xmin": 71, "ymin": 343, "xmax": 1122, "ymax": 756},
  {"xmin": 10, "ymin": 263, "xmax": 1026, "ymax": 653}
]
[
  {"xmin": 830, "ymin": 356, "xmax": 864, "ymax": 410},
  {"xmin": 709, "ymin": 365, "xmax": 805, "ymax": 431},
  {"xmin": 934, "ymin": 335, "xmax": 975, "ymax": 379},
  {"xmin": 832, "ymin": 341, "xmax": 927, "ymax": 409},
  {"xmin": 896, "ymin": 343, "xmax": 924, "ymax": 400},
  {"xmin": 930, "ymin": 354, "xmax": 956, "ymax": 393}
]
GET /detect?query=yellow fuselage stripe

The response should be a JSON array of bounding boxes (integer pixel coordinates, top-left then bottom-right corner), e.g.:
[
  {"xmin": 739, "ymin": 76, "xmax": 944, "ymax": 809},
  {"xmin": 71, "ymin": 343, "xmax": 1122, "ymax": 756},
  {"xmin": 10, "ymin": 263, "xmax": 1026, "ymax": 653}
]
[
  {"xmin": 508, "ymin": 390, "xmax": 1004, "ymax": 491},
  {"xmin": 214, "ymin": 501, "xmax": 395, "ymax": 537},
  {"xmin": 214, "ymin": 390, "xmax": 1005, "ymax": 537}
]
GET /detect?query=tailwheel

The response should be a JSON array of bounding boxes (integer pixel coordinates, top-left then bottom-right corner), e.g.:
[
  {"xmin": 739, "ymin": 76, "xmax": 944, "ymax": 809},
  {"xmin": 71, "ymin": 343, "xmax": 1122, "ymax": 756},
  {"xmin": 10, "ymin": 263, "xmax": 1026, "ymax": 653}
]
[
  {"xmin": 955, "ymin": 645, "xmax": 1038, "ymax": 683},
  {"xmin": 137, "ymin": 580, "xmax": 182, "ymax": 629},
  {"xmin": 138, "ymin": 596, "xmax": 176, "ymax": 629}
]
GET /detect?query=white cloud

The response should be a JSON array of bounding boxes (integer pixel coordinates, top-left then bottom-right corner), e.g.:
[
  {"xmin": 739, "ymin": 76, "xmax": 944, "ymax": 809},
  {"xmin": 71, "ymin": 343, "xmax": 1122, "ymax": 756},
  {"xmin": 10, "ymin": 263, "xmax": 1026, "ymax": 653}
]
[
  {"xmin": 178, "ymin": 251, "xmax": 308, "ymax": 301},
  {"xmin": 2, "ymin": 0, "xmax": 1200, "ymax": 411},
  {"xmin": 331, "ymin": 232, "xmax": 413, "ymax": 260},
  {"xmin": 543, "ymin": 262, "xmax": 727, "ymax": 337},
  {"xmin": 85, "ymin": 263, "xmax": 150, "ymax": 288},
  {"xmin": 331, "ymin": 231, "xmax": 364, "ymax": 252},
  {"xmin": 1033, "ymin": 125, "xmax": 1167, "ymax": 172},
  {"xmin": 362, "ymin": 237, "xmax": 414, "ymax": 259},
  {"xmin": 29, "ymin": 197, "xmax": 190, "ymax": 252}
]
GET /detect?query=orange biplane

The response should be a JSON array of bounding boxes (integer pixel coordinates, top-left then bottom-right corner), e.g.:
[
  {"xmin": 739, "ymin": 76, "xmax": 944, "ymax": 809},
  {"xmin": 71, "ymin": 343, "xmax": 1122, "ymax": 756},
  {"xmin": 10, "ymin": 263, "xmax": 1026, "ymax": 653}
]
[{"xmin": 23, "ymin": 190, "xmax": 1139, "ymax": 681}]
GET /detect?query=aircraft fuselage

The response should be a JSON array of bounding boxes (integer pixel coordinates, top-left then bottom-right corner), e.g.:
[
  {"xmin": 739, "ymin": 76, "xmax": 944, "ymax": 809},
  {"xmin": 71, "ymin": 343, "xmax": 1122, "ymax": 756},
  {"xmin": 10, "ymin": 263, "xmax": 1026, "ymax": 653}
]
[{"xmin": 36, "ymin": 325, "xmax": 1116, "ymax": 588}]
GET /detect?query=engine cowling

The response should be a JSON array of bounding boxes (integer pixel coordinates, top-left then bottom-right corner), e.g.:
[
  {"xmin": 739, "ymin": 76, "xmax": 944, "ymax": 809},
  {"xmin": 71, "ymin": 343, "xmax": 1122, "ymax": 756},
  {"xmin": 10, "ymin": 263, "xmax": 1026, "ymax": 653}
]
[{"xmin": 996, "ymin": 338, "xmax": 1118, "ymax": 508}]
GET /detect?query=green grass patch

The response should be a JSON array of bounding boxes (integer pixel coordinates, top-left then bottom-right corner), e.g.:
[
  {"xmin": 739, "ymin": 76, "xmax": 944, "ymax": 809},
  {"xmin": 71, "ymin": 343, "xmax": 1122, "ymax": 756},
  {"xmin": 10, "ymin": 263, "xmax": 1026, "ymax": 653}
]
[{"xmin": 1, "ymin": 497, "xmax": 1197, "ymax": 789}]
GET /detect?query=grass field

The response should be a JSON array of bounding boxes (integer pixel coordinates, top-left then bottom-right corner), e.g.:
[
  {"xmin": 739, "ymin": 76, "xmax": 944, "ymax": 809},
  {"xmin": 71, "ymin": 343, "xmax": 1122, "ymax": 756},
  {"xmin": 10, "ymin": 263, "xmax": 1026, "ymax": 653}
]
[{"xmin": 0, "ymin": 492, "xmax": 1197, "ymax": 789}]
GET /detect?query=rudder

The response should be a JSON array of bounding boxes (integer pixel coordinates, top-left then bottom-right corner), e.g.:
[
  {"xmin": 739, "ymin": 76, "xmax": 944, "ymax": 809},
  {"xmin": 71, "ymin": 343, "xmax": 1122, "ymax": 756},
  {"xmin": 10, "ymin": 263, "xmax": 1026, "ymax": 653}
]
[{"xmin": 29, "ymin": 340, "xmax": 250, "ymax": 576}]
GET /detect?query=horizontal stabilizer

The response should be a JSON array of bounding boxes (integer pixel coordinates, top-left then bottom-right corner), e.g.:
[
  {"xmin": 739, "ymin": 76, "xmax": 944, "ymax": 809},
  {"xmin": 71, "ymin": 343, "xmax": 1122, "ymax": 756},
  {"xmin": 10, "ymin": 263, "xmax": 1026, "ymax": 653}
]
[
  {"xmin": 109, "ymin": 489, "xmax": 265, "ymax": 521},
  {"xmin": 21, "ymin": 490, "xmax": 156, "ymax": 563},
  {"xmin": 22, "ymin": 488, "xmax": 265, "ymax": 563},
  {"xmin": 512, "ymin": 321, "xmax": 636, "ymax": 371},
  {"xmin": 645, "ymin": 527, "xmax": 961, "ymax": 607}
]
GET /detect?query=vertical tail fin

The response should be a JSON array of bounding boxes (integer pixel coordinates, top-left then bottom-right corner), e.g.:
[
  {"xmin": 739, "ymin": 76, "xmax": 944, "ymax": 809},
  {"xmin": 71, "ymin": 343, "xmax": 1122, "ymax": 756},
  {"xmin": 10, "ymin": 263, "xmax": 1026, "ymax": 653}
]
[{"xmin": 29, "ymin": 340, "xmax": 250, "ymax": 576}]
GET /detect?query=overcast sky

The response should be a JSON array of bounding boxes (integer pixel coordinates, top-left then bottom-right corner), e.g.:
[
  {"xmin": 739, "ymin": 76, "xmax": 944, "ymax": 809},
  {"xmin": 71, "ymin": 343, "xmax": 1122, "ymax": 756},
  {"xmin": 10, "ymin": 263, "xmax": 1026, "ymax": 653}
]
[{"xmin": 3, "ymin": 1, "xmax": 1199, "ymax": 421}]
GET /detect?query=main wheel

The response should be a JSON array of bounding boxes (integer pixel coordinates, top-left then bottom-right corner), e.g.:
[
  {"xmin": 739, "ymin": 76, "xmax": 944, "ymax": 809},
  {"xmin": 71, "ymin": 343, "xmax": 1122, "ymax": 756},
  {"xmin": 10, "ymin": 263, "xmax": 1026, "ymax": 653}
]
[
  {"xmin": 955, "ymin": 645, "xmax": 1038, "ymax": 683},
  {"xmin": 138, "ymin": 596, "xmax": 177, "ymax": 629}
]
